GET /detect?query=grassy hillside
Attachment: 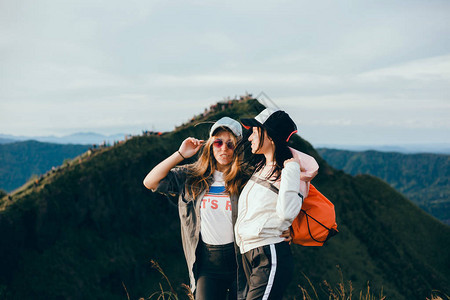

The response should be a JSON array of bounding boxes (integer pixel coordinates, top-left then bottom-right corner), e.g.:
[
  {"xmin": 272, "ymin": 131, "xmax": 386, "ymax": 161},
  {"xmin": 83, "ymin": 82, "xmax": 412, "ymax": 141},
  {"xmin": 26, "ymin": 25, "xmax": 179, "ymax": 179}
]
[
  {"xmin": 317, "ymin": 148, "xmax": 450, "ymax": 225},
  {"xmin": 0, "ymin": 99, "xmax": 449, "ymax": 299},
  {"xmin": 0, "ymin": 140, "xmax": 90, "ymax": 192}
]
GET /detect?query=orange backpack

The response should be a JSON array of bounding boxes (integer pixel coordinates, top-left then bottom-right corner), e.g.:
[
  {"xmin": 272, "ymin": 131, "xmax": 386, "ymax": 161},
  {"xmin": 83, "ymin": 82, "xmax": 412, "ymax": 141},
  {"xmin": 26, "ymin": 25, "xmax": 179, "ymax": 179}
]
[{"xmin": 291, "ymin": 183, "xmax": 338, "ymax": 246}]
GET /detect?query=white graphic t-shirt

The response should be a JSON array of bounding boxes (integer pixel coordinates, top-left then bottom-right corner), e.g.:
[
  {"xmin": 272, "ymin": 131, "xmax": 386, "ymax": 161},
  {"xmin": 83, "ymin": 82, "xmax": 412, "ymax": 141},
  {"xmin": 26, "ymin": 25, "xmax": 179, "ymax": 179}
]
[{"xmin": 200, "ymin": 171, "xmax": 234, "ymax": 245}]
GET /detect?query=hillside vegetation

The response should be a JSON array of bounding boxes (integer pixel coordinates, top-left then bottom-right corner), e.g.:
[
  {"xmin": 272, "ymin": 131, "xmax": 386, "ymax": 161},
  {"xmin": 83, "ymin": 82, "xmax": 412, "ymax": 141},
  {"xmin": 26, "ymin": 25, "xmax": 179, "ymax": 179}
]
[
  {"xmin": 0, "ymin": 99, "xmax": 449, "ymax": 299},
  {"xmin": 0, "ymin": 140, "xmax": 90, "ymax": 192},
  {"xmin": 317, "ymin": 148, "xmax": 450, "ymax": 225}
]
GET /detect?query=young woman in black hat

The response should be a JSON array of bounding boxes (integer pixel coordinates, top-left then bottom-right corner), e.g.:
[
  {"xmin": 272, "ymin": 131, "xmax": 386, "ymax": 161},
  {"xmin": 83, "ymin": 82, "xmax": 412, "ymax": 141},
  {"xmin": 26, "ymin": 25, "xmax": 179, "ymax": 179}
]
[{"xmin": 235, "ymin": 108, "xmax": 319, "ymax": 300}]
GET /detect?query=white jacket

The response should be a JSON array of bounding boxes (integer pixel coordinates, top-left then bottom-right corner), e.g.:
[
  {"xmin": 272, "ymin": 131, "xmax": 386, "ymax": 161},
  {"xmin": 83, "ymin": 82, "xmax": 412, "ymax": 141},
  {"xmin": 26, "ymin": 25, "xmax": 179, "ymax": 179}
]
[{"xmin": 235, "ymin": 149, "xmax": 319, "ymax": 254}]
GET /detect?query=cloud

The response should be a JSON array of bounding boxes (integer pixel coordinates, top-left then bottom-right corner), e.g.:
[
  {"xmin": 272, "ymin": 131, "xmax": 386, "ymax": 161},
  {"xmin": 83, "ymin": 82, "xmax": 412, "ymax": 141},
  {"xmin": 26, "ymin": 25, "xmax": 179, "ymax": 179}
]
[
  {"xmin": 358, "ymin": 54, "xmax": 450, "ymax": 83},
  {"xmin": 0, "ymin": 0, "xmax": 449, "ymax": 146}
]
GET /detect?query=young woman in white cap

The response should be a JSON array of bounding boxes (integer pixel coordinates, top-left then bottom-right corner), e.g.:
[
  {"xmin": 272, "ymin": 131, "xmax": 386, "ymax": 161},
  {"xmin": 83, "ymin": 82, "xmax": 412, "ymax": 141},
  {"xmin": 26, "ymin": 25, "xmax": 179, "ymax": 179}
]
[
  {"xmin": 143, "ymin": 117, "xmax": 292, "ymax": 300},
  {"xmin": 235, "ymin": 108, "xmax": 319, "ymax": 300}
]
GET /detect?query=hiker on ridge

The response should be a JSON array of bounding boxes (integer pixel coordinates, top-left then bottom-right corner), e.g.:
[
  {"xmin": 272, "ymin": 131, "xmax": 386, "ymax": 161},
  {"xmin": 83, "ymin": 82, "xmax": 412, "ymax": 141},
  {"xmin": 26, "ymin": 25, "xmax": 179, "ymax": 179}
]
[{"xmin": 234, "ymin": 108, "xmax": 319, "ymax": 299}]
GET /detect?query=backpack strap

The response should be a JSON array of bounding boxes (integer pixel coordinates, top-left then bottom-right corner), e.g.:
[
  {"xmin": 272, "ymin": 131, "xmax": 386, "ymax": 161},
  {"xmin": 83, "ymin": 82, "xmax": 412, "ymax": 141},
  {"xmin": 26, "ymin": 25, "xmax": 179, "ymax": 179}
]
[
  {"xmin": 249, "ymin": 174, "xmax": 279, "ymax": 194},
  {"xmin": 250, "ymin": 174, "xmax": 304, "ymax": 201},
  {"xmin": 302, "ymin": 211, "xmax": 337, "ymax": 243}
]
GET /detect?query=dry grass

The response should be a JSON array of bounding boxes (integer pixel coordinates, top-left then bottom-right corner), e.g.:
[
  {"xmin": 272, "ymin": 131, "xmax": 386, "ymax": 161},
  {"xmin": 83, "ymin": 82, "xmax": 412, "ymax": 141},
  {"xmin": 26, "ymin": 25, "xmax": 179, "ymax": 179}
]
[
  {"xmin": 299, "ymin": 265, "xmax": 385, "ymax": 300},
  {"xmin": 132, "ymin": 260, "xmax": 194, "ymax": 300},
  {"xmin": 140, "ymin": 260, "xmax": 448, "ymax": 300},
  {"xmin": 426, "ymin": 291, "xmax": 450, "ymax": 300}
]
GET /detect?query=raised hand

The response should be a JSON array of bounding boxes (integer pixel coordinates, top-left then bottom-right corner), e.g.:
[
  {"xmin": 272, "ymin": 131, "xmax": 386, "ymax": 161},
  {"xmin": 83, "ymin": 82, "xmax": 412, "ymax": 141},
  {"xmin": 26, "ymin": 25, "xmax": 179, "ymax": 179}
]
[
  {"xmin": 178, "ymin": 137, "xmax": 204, "ymax": 159},
  {"xmin": 144, "ymin": 137, "xmax": 204, "ymax": 190}
]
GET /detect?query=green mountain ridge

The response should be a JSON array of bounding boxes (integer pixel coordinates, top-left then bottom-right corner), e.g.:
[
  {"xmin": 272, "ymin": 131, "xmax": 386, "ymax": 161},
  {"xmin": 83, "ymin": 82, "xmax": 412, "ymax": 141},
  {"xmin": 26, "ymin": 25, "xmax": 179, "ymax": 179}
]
[
  {"xmin": 0, "ymin": 140, "xmax": 90, "ymax": 192},
  {"xmin": 317, "ymin": 148, "xmax": 450, "ymax": 225},
  {"xmin": 1, "ymin": 99, "xmax": 449, "ymax": 299}
]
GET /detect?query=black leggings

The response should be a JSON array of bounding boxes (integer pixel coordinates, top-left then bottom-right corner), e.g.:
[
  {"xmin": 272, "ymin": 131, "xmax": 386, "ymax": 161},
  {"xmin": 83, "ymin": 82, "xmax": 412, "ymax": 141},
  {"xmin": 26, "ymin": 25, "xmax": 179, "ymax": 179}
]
[{"xmin": 195, "ymin": 241, "xmax": 237, "ymax": 300}]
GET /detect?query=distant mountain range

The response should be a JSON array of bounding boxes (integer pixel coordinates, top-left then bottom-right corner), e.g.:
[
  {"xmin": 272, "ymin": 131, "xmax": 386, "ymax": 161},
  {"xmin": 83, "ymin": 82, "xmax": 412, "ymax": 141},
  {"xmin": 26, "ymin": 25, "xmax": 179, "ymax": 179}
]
[
  {"xmin": 0, "ymin": 132, "xmax": 128, "ymax": 145},
  {"xmin": 317, "ymin": 148, "xmax": 450, "ymax": 225},
  {"xmin": 0, "ymin": 98, "xmax": 449, "ymax": 300},
  {"xmin": 2, "ymin": 133, "xmax": 450, "ymax": 154},
  {"xmin": 314, "ymin": 143, "xmax": 450, "ymax": 155}
]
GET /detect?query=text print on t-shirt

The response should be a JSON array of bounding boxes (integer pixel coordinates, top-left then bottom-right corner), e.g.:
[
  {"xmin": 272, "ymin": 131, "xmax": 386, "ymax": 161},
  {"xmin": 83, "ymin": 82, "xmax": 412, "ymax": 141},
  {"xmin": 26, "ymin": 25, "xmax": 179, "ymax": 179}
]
[
  {"xmin": 201, "ymin": 186, "xmax": 232, "ymax": 211},
  {"xmin": 200, "ymin": 184, "xmax": 234, "ymax": 245}
]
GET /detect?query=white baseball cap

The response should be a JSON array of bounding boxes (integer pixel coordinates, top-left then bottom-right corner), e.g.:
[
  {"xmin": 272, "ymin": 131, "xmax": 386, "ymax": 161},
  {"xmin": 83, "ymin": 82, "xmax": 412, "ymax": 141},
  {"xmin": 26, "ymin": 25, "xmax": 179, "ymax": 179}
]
[{"xmin": 209, "ymin": 117, "xmax": 242, "ymax": 138}]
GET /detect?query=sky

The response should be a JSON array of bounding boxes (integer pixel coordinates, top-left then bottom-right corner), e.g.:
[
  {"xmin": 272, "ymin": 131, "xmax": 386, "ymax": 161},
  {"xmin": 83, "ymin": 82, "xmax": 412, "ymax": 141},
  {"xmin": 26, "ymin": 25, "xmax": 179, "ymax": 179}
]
[{"xmin": 1, "ymin": 0, "xmax": 449, "ymax": 148}]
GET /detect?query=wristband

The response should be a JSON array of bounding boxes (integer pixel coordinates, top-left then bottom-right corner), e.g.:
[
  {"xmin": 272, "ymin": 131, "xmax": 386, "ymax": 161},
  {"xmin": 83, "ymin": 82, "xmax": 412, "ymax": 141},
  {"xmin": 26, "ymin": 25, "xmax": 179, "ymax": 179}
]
[{"xmin": 177, "ymin": 150, "xmax": 186, "ymax": 160}]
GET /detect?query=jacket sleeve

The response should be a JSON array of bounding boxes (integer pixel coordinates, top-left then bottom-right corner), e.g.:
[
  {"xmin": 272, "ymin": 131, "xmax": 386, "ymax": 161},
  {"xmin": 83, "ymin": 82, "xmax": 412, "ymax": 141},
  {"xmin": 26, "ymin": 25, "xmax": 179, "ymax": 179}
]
[
  {"xmin": 154, "ymin": 166, "xmax": 188, "ymax": 198},
  {"xmin": 276, "ymin": 161, "xmax": 302, "ymax": 223}
]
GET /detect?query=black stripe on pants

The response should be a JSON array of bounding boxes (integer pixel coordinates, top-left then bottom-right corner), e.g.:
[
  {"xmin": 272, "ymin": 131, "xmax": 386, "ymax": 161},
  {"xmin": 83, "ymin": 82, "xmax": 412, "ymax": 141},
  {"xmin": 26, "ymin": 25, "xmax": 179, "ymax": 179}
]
[{"xmin": 242, "ymin": 242, "xmax": 293, "ymax": 300}]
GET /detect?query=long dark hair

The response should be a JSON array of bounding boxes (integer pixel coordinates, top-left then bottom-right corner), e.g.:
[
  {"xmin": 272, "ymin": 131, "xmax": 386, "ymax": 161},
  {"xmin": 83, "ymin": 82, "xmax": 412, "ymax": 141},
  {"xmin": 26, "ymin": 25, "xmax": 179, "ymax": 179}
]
[{"xmin": 236, "ymin": 126, "xmax": 293, "ymax": 181}]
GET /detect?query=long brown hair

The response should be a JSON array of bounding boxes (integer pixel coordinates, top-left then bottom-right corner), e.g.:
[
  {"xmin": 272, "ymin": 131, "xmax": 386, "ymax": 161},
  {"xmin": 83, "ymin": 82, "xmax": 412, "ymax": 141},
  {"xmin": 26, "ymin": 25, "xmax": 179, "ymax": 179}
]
[{"xmin": 185, "ymin": 127, "xmax": 249, "ymax": 199}]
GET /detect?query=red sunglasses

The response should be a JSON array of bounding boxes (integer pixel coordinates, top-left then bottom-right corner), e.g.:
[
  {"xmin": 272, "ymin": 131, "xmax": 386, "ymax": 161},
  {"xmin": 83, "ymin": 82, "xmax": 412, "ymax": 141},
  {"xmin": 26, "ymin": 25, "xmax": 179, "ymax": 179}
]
[{"xmin": 213, "ymin": 139, "xmax": 235, "ymax": 150}]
